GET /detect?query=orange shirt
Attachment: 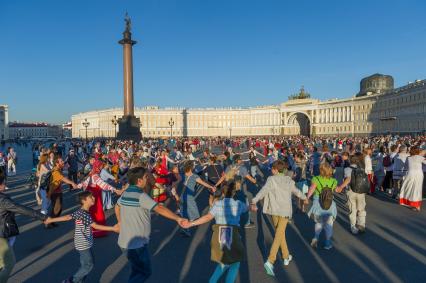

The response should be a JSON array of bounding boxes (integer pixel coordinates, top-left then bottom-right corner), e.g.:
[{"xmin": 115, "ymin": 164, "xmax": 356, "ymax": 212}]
[{"xmin": 49, "ymin": 168, "xmax": 64, "ymax": 195}]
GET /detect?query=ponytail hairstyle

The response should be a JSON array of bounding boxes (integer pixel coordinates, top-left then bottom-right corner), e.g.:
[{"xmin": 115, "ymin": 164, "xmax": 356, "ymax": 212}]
[{"xmin": 222, "ymin": 181, "xmax": 237, "ymax": 198}]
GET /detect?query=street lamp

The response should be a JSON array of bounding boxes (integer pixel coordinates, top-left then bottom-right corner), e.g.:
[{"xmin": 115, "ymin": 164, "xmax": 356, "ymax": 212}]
[
  {"xmin": 168, "ymin": 118, "xmax": 175, "ymax": 139},
  {"xmin": 111, "ymin": 115, "xmax": 118, "ymax": 138},
  {"xmin": 82, "ymin": 118, "xmax": 90, "ymax": 142},
  {"xmin": 228, "ymin": 126, "xmax": 232, "ymax": 138}
]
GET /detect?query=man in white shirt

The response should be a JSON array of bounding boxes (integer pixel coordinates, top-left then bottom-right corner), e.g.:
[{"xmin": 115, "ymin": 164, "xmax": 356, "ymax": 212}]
[{"xmin": 363, "ymin": 148, "xmax": 374, "ymax": 194}]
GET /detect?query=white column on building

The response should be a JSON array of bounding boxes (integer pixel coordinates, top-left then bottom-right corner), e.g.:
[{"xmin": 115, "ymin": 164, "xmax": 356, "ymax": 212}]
[
  {"xmin": 343, "ymin": 107, "xmax": 347, "ymax": 122},
  {"xmin": 345, "ymin": 106, "xmax": 348, "ymax": 122},
  {"xmin": 346, "ymin": 106, "xmax": 350, "ymax": 122}
]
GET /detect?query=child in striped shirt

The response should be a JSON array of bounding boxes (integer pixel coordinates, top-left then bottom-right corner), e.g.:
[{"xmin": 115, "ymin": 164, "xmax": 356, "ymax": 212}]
[{"xmin": 45, "ymin": 191, "xmax": 119, "ymax": 283}]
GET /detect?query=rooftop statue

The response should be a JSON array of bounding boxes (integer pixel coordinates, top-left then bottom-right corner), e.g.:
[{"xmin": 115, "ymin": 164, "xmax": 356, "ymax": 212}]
[{"xmin": 289, "ymin": 86, "xmax": 311, "ymax": 100}]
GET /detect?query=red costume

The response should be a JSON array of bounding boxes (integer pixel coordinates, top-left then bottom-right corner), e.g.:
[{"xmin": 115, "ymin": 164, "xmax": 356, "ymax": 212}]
[
  {"xmin": 151, "ymin": 161, "xmax": 171, "ymax": 203},
  {"xmin": 79, "ymin": 161, "xmax": 116, "ymax": 238}
]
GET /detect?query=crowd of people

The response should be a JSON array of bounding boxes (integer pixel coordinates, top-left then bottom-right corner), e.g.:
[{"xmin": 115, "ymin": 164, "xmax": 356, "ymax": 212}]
[{"xmin": 0, "ymin": 134, "xmax": 424, "ymax": 282}]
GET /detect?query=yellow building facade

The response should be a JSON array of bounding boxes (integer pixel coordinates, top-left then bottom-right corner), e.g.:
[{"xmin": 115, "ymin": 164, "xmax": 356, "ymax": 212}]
[{"xmin": 72, "ymin": 75, "xmax": 426, "ymax": 138}]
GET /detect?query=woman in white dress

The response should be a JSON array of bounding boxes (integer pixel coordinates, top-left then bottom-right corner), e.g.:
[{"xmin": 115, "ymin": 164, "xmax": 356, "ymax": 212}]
[{"xmin": 399, "ymin": 147, "xmax": 426, "ymax": 212}]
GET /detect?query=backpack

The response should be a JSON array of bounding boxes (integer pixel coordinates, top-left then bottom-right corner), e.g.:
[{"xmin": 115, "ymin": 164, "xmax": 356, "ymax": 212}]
[
  {"xmin": 39, "ymin": 170, "xmax": 52, "ymax": 189},
  {"xmin": 315, "ymin": 177, "xmax": 335, "ymax": 210},
  {"xmin": 382, "ymin": 155, "xmax": 392, "ymax": 167},
  {"xmin": 322, "ymin": 153, "xmax": 333, "ymax": 165},
  {"xmin": 350, "ymin": 166, "xmax": 370, "ymax": 194}
]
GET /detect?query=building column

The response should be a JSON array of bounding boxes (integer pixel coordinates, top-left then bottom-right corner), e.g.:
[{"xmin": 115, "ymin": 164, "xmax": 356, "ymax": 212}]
[
  {"xmin": 342, "ymin": 107, "xmax": 346, "ymax": 122},
  {"xmin": 337, "ymin": 107, "xmax": 341, "ymax": 122},
  {"xmin": 350, "ymin": 105, "xmax": 355, "ymax": 136}
]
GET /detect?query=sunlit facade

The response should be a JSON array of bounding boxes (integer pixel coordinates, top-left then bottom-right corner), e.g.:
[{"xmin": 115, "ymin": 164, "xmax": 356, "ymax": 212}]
[{"xmin": 72, "ymin": 75, "xmax": 426, "ymax": 138}]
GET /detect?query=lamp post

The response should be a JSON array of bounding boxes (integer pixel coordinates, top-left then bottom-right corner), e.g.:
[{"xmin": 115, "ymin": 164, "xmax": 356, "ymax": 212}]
[
  {"xmin": 111, "ymin": 115, "xmax": 118, "ymax": 138},
  {"xmin": 168, "ymin": 118, "xmax": 175, "ymax": 139},
  {"xmin": 82, "ymin": 118, "xmax": 90, "ymax": 142},
  {"xmin": 228, "ymin": 126, "xmax": 232, "ymax": 139}
]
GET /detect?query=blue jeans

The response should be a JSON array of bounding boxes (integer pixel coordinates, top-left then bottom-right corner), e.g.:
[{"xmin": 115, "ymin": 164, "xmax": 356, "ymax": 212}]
[
  {"xmin": 73, "ymin": 248, "xmax": 94, "ymax": 283},
  {"xmin": 209, "ymin": 262, "xmax": 240, "ymax": 283},
  {"xmin": 126, "ymin": 245, "xmax": 152, "ymax": 283}
]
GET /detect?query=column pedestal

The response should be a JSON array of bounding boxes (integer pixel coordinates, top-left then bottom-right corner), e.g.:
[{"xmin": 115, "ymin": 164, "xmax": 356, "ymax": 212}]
[{"xmin": 117, "ymin": 115, "xmax": 142, "ymax": 141}]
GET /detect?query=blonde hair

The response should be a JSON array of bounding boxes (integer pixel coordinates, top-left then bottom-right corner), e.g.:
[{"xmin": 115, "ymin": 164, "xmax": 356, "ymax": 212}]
[
  {"xmin": 319, "ymin": 162, "xmax": 333, "ymax": 178},
  {"xmin": 224, "ymin": 165, "xmax": 242, "ymax": 190}
]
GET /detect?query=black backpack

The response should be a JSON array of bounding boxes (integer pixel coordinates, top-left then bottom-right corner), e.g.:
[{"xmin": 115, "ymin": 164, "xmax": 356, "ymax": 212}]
[
  {"xmin": 315, "ymin": 177, "xmax": 336, "ymax": 210},
  {"xmin": 322, "ymin": 153, "xmax": 333, "ymax": 165},
  {"xmin": 350, "ymin": 166, "xmax": 370, "ymax": 194},
  {"xmin": 39, "ymin": 170, "xmax": 52, "ymax": 189}
]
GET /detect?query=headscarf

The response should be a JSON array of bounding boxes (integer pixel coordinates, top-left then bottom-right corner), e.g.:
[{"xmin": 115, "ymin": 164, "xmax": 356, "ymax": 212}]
[{"xmin": 91, "ymin": 159, "xmax": 104, "ymax": 176}]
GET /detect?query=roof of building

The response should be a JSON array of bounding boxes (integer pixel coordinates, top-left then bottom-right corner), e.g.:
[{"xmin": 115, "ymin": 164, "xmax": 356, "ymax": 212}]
[{"xmin": 8, "ymin": 122, "xmax": 55, "ymax": 128}]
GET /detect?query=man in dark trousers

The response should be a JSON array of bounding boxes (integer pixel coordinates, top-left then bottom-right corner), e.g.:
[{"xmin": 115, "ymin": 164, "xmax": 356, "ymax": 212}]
[{"xmin": 64, "ymin": 149, "xmax": 82, "ymax": 190}]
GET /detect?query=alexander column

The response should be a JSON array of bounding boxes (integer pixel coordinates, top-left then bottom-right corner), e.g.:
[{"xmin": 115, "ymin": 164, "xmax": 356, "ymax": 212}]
[{"xmin": 117, "ymin": 14, "xmax": 142, "ymax": 141}]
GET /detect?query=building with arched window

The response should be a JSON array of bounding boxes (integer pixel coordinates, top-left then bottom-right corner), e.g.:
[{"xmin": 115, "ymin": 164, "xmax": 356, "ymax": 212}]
[{"xmin": 71, "ymin": 74, "xmax": 426, "ymax": 138}]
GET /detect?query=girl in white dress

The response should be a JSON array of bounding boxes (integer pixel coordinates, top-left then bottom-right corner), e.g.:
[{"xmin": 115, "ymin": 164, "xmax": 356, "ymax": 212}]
[{"xmin": 399, "ymin": 147, "xmax": 426, "ymax": 212}]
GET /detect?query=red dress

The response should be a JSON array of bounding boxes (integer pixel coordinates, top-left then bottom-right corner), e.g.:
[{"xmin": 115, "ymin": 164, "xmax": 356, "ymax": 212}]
[
  {"xmin": 151, "ymin": 164, "xmax": 170, "ymax": 203},
  {"xmin": 80, "ymin": 174, "xmax": 116, "ymax": 238}
]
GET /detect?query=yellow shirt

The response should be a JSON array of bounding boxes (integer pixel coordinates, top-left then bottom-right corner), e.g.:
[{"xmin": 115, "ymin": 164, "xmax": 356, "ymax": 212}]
[{"xmin": 49, "ymin": 168, "xmax": 64, "ymax": 195}]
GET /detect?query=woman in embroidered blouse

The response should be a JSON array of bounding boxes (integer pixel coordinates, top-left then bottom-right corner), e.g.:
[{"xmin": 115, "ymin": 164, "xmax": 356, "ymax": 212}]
[
  {"xmin": 78, "ymin": 159, "xmax": 123, "ymax": 237},
  {"xmin": 182, "ymin": 182, "xmax": 248, "ymax": 283}
]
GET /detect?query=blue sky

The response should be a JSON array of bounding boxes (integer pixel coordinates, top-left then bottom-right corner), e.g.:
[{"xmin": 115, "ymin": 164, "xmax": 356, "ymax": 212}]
[{"xmin": 1, "ymin": 0, "xmax": 425, "ymax": 123}]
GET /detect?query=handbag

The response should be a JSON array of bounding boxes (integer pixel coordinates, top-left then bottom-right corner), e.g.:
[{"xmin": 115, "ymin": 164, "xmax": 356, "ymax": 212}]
[{"xmin": 3, "ymin": 212, "xmax": 19, "ymax": 238}]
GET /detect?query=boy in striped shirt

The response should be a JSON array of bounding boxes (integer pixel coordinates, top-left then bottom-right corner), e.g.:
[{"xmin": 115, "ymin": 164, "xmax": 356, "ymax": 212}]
[{"xmin": 45, "ymin": 191, "xmax": 119, "ymax": 283}]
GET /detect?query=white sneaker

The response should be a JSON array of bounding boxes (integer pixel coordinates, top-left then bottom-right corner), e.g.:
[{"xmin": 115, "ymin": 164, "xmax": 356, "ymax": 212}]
[
  {"xmin": 283, "ymin": 254, "xmax": 293, "ymax": 266},
  {"xmin": 310, "ymin": 238, "xmax": 318, "ymax": 248},
  {"xmin": 264, "ymin": 261, "xmax": 275, "ymax": 277},
  {"xmin": 351, "ymin": 226, "xmax": 359, "ymax": 235}
]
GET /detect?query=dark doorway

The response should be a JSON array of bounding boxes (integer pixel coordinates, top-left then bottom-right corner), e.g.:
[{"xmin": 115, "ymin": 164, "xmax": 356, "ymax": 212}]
[{"xmin": 288, "ymin": 113, "xmax": 311, "ymax": 137}]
